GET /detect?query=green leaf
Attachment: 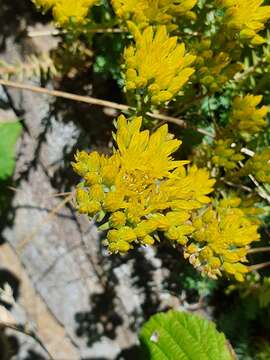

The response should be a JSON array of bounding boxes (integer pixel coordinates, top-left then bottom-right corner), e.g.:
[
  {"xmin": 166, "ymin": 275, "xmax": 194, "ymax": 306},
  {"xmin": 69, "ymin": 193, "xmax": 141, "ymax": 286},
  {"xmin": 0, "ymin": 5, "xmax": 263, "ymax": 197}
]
[
  {"xmin": 0, "ymin": 121, "xmax": 22, "ymax": 180},
  {"xmin": 139, "ymin": 311, "xmax": 234, "ymax": 360}
]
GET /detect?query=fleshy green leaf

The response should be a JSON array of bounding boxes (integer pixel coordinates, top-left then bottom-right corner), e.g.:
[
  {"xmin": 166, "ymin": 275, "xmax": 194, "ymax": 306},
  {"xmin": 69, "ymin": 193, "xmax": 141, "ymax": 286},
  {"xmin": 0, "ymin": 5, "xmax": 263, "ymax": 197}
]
[
  {"xmin": 0, "ymin": 121, "xmax": 22, "ymax": 180},
  {"xmin": 140, "ymin": 310, "xmax": 234, "ymax": 360}
]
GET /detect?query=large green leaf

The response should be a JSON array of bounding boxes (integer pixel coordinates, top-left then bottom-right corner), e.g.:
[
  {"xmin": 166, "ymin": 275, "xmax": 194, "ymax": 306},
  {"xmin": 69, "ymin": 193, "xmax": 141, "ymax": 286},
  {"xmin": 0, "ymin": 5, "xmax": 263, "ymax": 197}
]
[
  {"xmin": 0, "ymin": 121, "xmax": 22, "ymax": 180},
  {"xmin": 140, "ymin": 311, "xmax": 234, "ymax": 360}
]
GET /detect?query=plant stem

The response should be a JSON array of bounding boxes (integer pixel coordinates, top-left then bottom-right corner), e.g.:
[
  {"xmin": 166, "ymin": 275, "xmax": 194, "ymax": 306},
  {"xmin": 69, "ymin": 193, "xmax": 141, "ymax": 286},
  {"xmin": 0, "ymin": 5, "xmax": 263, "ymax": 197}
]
[
  {"xmin": 234, "ymin": 58, "xmax": 265, "ymax": 83},
  {"xmin": 248, "ymin": 247, "xmax": 270, "ymax": 254},
  {"xmin": 0, "ymin": 79, "xmax": 213, "ymax": 137},
  {"xmin": 0, "ymin": 79, "xmax": 129, "ymax": 111},
  {"xmin": 0, "ymin": 323, "xmax": 54, "ymax": 360},
  {"xmin": 249, "ymin": 261, "xmax": 270, "ymax": 271},
  {"xmin": 27, "ymin": 28, "xmax": 124, "ymax": 38}
]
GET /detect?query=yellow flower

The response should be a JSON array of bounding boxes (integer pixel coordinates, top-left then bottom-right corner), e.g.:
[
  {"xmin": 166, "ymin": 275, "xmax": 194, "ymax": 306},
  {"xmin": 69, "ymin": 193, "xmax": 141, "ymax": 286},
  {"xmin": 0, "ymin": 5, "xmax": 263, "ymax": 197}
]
[
  {"xmin": 85, "ymin": 172, "xmax": 102, "ymax": 186},
  {"xmin": 181, "ymin": 166, "xmax": 216, "ymax": 204},
  {"xmin": 112, "ymin": 0, "xmax": 197, "ymax": 29},
  {"xmin": 228, "ymin": 94, "xmax": 268, "ymax": 138},
  {"xmin": 219, "ymin": 197, "xmax": 241, "ymax": 208},
  {"xmin": 184, "ymin": 205, "xmax": 260, "ymax": 281},
  {"xmin": 211, "ymin": 139, "xmax": 244, "ymax": 170},
  {"xmin": 117, "ymin": 226, "xmax": 137, "ymax": 242},
  {"xmin": 109, "ymin": 211, "xmax": 126, "ymax": 228},
  {"xmin": 194, "ymin": 37, "xmax": 242, "ymax": 91},
  {"xmin": 218, "ymin": 0, "xmax": 270, "ymax": 45},
  {"xmin": 104, "ymin": 192, "xmax": 127, "ymax": 212},
  {"xmin": 73, "ymin": 114, "xmax": 214, "ymax": 253},
  {"xmin": 101, "ymin": 158, "xmax": 120, "ymax": 186},
  {"xmin": 108, "ymin": 239, "xmax": 131, "ymax": 253},
  {"xmin": 76, "ymin": 187, "xmax": 102, "ymax": 215},
  {"xmin": 134, "ymin": 220, "xmax": 157, "ymax": 238},
  {"xmin": 165, "ymin": 166, "xmax": 215, "ymax": 209},
  {"xmin": 53, "ymin": 0, "xmax": 98, "ymax": 25},
  {"xmin": 223, "ymin": 262, "xmax": 249, "ymax": 282},
  {"xmin": 33, "ymin": 0, "xmax": 99, "ymax": 26},
  {"xmin": 124, "ymin": 23, "xmax": 196, "ymax": 104},
  {"xmin": 141, "ymin": 235, "xmax": 155, "ymax": 245},
  {"xmin": 73, "ymin": 115, "xmax": 261, "ymax": 279},
  {"xmin": 107, "ymin": 226, "xmax": 137, "ymax": 253},
  {"xmin": 116, "ymin": 115, "xmax": 184, "ymax": 178},
  {"xmin": 89, "ymin": 184, "xmax": 105, "ymax": 202},
  {"xmin": 72, "ymin": 151, "xmax": 102, "ymax": 177}
]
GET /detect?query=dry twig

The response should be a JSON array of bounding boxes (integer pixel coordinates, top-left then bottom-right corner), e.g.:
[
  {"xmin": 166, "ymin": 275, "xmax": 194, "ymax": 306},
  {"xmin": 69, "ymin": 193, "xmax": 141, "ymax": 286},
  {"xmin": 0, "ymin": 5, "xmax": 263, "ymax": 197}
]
[
  {"xmin": 248, "ymin": 247, "xmax": 270, "ymax": 254},
  {"xmin": 0, "ymin": 79, "xmax": 212, "ymax": 137},
  {"xmin": 0, "ymin": 322, "xmax": 54, "ymax": 360},
  {"xmin": 27, "ymin": 28, "xmax": 124, "ymax": 38},
  {"xmin": 249, "ymin": 261, "xmax": 270, "ymax": 272}
]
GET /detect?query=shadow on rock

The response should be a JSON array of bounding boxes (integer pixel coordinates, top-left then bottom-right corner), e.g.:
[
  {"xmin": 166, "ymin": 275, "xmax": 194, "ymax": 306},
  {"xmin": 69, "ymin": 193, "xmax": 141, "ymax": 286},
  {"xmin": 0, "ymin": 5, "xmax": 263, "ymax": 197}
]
[
  {"xmin": 0, "ymin": 0, "xmax": 50, "ymax": 50},
  {"xmin": 75, "ymin": 247, "xmax": 161, "ymax": 357}
]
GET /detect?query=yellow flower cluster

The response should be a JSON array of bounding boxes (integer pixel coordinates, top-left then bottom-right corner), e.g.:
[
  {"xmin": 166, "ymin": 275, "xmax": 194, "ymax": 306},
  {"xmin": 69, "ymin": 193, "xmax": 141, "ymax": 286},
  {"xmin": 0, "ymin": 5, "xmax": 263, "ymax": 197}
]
[
  {"xmin": 72, "ymin": 115, "xmax": 215, "ymax": 253},
  {"xmin": 211, "ymin": 139, "xmax": 244, "ymax": 170},
  {"xmin": 242, "ymin": 149, "xmax": 270, "ymax": 184},
  {"xmin": 218, "ymin": 195, "xmax": 264, "ymax": 221},
  {"xmin": 72, "ymin": 115, "xmax": 261, "ymax": 281},
  {"xmin": 112, "ymin": 0, "xmax": 197, "ymax": 29},
  {"xmin": 217, "ymin": 0, "xmax": 270, "ymax": 45},
  {"xmin": 184, "ymin": 203, "xmax": 260, "ymax": 281},
  {"xmin": 195, "ymin": 37, "xmax": 242, "ymax": 92},
  {"xmin": 33, "ymin": 0, "xmax": 98, "ymax": 26},
  {"xmin": 124, "ymin": 23, "xmax": 196, "ymax": 104},
  {"xmin": 228, "ymin": 95, "xmax": 268, "ymax": 138}
]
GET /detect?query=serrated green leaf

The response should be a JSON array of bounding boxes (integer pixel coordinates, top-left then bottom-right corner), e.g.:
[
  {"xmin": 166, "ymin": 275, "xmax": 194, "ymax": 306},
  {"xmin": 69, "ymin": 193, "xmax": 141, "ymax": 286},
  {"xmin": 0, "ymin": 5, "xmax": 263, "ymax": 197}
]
[
  {"xmin": 0, "ymin": 121, "xmax": 22, "ymax": 180},
  {"xmin": 140, "ymin": 311, "xmax": 233, "ymax": 360}
]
